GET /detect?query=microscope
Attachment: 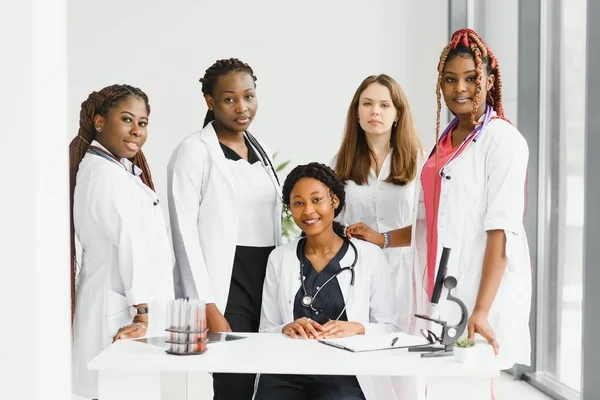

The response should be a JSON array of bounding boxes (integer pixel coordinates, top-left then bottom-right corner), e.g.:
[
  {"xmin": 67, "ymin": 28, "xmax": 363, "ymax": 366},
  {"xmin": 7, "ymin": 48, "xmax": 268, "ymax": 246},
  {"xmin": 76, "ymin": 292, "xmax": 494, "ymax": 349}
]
[{"xmin": 409, "ymin": 247, "xmax": 469, "ymax": 358}]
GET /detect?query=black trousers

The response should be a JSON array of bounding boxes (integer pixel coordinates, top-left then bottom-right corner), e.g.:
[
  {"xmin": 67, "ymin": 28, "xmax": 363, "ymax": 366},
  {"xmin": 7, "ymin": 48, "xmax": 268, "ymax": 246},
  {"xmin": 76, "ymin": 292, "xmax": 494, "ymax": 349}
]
[
  {"xmin": 212, "ymin": 313, "xmax": 259, "ymax": 400},
  {"xmin": 254, "ymin": 373, "xmax": 366, "ymax": 400}
]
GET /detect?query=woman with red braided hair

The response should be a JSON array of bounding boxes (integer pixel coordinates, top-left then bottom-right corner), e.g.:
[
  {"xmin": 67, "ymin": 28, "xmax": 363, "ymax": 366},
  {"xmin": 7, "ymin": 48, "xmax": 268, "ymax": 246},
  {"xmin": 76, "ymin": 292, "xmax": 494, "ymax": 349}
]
[
  {"xmin": 167, "ymin": 58, "xmax": 282, "ymax": 399},
  {"xmin": 70, "ymin": 84, "xmax": 174, "ymax": 399},
  {"xmin": 347, "ymin": 29, "xmax": 531, "ymax": 394}
]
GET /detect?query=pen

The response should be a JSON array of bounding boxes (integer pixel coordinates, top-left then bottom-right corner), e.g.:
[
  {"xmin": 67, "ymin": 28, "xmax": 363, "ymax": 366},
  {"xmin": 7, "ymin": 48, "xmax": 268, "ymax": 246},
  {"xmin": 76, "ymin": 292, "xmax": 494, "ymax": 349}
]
[{"xmin": 391, "ymin": 337, "xmax": 398, "ymax": 347}]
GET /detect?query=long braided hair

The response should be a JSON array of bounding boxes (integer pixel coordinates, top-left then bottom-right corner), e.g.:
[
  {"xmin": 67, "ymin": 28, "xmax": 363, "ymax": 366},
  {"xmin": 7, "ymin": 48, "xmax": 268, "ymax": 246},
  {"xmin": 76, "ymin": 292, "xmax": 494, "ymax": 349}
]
[
  {"xmin": 199, "ymin": 58, "xmax": 257, "ymax": 127},
  {"xmin": 282, "ymin": 162, "xmax": 347, "ymax": 238},
  {"xmin": 68, "ymin": 84, "xmax": 154, "ymax": 321},
  {"xmin": 434, "ymin": 28, "xmax": 505, "ymax": 148},
  {"xmin": 432, "ymin": 29, "xmax": 507, "ymax": 218}
]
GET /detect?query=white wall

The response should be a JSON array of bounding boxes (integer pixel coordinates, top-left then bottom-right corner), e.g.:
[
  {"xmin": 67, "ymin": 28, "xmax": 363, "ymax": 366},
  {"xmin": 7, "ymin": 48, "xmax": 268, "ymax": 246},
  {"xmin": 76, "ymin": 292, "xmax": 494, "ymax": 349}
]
[
  {"xmin": 473, "ymin": 0, "xmax": 519, "ymax": 126},
  {"xmin": 68, "ymin": 0, "xmax": 448, "ymax": 212},
  {"xmin": 1, "ymin": 1, "xmax": 71, "ymax": 400}
]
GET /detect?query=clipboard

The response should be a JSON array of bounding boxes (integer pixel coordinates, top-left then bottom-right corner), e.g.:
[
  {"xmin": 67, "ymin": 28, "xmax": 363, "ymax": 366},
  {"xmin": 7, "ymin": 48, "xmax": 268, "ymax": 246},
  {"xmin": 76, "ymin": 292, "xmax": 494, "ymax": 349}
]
[{"xmin": 318, "ymin": 332, "xmax": 429, "ymax": 353}]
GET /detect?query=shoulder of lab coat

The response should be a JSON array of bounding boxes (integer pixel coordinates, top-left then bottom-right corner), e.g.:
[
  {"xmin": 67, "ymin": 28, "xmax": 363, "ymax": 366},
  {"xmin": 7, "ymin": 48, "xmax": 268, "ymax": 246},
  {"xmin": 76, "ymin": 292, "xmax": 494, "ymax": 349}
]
[
  {"xmin": 166, "ymin": 129, "xmax": 216, "ymax": 303},
  {"xmin": 481, "ymin": 119, "xmax": 529, "ymax": 235},
  {"xmin": 351, "ymin": 238, "xmax": 400, "ymax": 334},
  {"xmin": 81, "ymin": 158, "xmax": 155, "ymax": 306}
]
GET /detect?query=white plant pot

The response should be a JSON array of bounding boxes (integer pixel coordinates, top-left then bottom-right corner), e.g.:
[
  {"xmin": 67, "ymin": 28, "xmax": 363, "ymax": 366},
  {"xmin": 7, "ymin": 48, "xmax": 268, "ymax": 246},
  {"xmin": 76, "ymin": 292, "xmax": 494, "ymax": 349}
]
[{"xmin": 453, "ymin": 346, "xmax": 476, "ymax": 364}]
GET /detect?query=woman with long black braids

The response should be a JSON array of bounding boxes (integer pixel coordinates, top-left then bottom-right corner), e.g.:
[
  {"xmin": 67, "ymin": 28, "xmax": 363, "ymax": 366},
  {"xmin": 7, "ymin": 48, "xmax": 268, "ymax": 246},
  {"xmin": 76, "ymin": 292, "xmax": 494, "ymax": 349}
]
[{"xmin": 167, "ymin": 58, "xmax": 282, "ymax": 399}]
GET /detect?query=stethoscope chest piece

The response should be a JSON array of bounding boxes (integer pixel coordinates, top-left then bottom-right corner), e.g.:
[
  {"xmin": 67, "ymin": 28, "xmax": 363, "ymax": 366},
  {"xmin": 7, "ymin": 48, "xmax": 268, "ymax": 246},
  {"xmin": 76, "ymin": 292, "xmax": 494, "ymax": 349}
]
[{"xmin": 301, "ymin": 295, "xmax": 313, "ymax": 308}]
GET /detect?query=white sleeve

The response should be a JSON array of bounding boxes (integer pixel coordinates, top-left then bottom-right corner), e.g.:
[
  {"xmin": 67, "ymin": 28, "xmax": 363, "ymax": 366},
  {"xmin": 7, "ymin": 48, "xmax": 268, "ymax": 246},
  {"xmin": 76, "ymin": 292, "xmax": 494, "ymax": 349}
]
[
  {"xmin": 167, "ymin": 140, "xmax": 215, "ymax": 304},
  {"xmin": 363, "ymin": 246, "xmax": 401, "ymax": 334},
  {"xmin": 93, "ymin": 170, "xmax": 153, "ymax": 306},
  {"xmin": 259, "ymin": 251, "xmax": 286, "ymax": 333},
  {"xmin": 483, "ymin": 126, "xmax": 529, "ymax": 235}
]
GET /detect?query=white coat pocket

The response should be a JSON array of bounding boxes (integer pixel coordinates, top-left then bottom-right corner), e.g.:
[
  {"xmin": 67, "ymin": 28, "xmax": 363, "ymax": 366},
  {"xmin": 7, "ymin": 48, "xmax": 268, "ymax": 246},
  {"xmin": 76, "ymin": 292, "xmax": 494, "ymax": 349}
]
[{"xmin": 105, "ymin": 290, "xmax": 130, "ymax": 336}]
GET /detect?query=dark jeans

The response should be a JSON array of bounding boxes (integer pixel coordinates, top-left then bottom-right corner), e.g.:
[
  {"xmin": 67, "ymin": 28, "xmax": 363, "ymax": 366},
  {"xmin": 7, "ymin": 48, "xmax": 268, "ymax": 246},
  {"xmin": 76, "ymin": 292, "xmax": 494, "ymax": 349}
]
[
  {"xmin": 254, "ymin": 373, "xmax": 366, "ymax": 400},
  {"xmin": 212, "ymin": 313, "xmax": 258, "ymax": 400}
]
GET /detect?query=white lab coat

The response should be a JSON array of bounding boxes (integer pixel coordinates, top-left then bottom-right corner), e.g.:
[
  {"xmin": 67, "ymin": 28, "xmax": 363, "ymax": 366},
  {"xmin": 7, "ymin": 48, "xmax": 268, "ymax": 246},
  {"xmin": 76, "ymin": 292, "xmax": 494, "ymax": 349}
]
[
  {"xmin": 332, "ymin": 152, "xmax": 419, "ymax": 332},
  {"xmin": 167, "ymin": 122, "xmax": 282, "ymax": 312},
  {"xmin": 410, "ymin": 116, "xmax": 532, "ymax": 370},
  {"xmin": 332, "ymin": 153, "xmax": 425, "ymax": 399},
  {"xmin": 72, "ymin": 142, "xmax": 175, "ymax": 399},
  {"xmin": 259, "ymin": 238, "xmax": 402, "ymax": 400}
]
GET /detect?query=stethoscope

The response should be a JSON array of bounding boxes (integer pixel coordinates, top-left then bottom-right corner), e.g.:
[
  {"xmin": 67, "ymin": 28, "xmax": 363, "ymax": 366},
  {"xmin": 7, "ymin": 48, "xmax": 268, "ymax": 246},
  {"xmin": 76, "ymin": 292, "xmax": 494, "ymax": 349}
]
[
  {"xmin": 296, "ymin": 236, "xmax": 358, "ymax": 320},
  {"xmin": 428, "ymin": 105, "xmax": 494, "ymax": 180},
  {"xmin": 244, "ymin": 130, "xmax": 280, "ymax": 186}
]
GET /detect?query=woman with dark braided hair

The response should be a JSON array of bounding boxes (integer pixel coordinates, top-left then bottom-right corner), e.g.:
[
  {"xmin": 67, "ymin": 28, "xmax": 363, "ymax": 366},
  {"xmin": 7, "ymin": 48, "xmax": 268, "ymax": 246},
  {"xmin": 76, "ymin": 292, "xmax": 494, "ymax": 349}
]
[
  {"xmin": 256, "ymin": 162, "xmax": 400, "ymax": 400},
  {"xmin": 70, "ymin": 84, "xmax": 174, "ymax": 399},
  {"xmin": 167, "ymin": 58, "xmax": 282, "ymax": 399},
  {"xmin": 348, "ymin": 29, "xmax": 531, "ymax": 397}
]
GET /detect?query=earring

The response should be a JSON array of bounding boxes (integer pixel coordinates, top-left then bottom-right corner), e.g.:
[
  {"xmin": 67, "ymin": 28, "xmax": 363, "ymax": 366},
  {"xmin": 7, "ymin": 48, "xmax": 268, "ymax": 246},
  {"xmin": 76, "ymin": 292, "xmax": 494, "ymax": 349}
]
[
  {"xmin": 209, "ymin": 108, "xmax": 213, "ymax": 111},
  {"xmin": 393, "ymin": 121, "xmax": 398, "ymax": 128}
]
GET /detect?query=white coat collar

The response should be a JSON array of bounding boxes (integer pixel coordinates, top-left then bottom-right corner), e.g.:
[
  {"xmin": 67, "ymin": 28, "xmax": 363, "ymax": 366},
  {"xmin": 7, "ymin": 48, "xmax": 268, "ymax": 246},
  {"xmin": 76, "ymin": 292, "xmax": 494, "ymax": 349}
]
[
  {"xmin": 90, "ymin": 140, "xmax": 142, "ymax": 177},
  {"xmin": 198, "ymin": 122, "xmax": 236, "ymax": 195},
  {"xmin": 369, "ymin": 149, "xmax": 392, "ymax": 181}
]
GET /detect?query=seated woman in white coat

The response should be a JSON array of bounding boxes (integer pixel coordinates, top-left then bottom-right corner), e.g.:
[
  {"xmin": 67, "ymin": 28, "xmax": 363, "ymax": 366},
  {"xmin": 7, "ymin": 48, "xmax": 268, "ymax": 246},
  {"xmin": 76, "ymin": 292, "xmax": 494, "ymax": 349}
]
[
  {"xmin": 255, "ymin": 162, "xmax": 400, "ymax": 400},
  {"xmin": 69, "ymin": 84, "xmax": 174, "ymax": 399},
  {"xmin": 167, "ymin": 58, "xmax": 282, "ymax": 400},
  {"xmin": 346, "ymin": 29, "xmax": 532, "ymax": 398}
]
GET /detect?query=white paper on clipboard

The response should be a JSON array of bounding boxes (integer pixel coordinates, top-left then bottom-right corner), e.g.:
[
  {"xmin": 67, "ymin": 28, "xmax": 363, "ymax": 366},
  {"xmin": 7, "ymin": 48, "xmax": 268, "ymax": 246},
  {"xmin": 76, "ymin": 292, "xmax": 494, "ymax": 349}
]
[{"xmin": 319, "ymin": 332, "xmax": 429, "ymax": 352}]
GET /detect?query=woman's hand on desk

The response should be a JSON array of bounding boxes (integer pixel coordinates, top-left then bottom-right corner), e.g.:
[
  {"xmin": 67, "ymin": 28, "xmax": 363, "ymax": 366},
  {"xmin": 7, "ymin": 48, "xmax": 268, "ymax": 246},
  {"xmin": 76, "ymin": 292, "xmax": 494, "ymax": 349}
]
[
  {"xmin": 283, "ymin": 317, "xmax": 324, "ymax": 339},
  {"xmin": 112, "ymin": 321, "xmax": 147, "ymax": 343},
  {"xmin": 206, "ymin": 304, "xmax": 232, "ymax": 333},
  {"xmin": 468, "ymin": 310, "xmax": 499, "ymax": 355},
  {"xmin": 320, "ymin": 320, "xmax": 365, "ymax": 338}
]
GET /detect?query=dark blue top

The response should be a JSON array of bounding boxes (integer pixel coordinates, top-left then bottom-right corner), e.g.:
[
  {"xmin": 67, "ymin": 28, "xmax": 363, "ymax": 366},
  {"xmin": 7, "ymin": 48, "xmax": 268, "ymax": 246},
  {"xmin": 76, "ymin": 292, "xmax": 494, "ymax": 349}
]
[{"xmin": 293, "ymin": 239, "xmax": 349, "ymax": 325}]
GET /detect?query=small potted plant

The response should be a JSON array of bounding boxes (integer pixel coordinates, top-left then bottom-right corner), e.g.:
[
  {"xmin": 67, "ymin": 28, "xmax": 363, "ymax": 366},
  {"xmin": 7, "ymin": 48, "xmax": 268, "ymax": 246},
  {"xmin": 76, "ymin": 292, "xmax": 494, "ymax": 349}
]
[{"xmin": 453, "ymin": 338, "xmax": 476, "ymax": 364}]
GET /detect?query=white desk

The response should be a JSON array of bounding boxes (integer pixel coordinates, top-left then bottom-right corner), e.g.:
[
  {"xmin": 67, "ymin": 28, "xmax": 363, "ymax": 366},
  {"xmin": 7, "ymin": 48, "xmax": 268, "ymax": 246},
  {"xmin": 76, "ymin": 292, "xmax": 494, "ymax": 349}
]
[{"xmin": 89, "ymin": 333, "xmax": 499, "ymax": 400}]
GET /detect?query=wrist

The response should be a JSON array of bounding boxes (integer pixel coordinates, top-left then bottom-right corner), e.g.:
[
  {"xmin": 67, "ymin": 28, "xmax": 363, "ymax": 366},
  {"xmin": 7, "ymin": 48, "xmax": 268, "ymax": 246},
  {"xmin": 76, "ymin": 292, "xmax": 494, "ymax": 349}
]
[
  {"xmin": 381, "ymin": 232, "xmax": 390, "ymax": 248},
  {"xmin": 131, "ymin": 321, "xmax": 147, "ymax": 329},
  {"xmin": 377, "ymin": 233, "xmax": 386, "ymax": 248},
  {"xmin": 473, "ymin": 305, "xmax": 489, "ymax": 316},
  {"xmin": 355, "ymin": 322, "xmax": 365, "ymax": 335},
  {"xmin": 133, "ymin": 315, "xmax": 148, "ymax": 323},
  {"xmin": 206, "ymin": 304, "xmax": 221, "ymax": 320}
]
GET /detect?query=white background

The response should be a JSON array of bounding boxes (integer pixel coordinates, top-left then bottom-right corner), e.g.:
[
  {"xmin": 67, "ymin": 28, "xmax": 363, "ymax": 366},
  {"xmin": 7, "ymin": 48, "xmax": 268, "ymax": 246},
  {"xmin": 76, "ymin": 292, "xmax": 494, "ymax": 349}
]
[
  {"xmin": 68, "ymin": 0, "xmax": 448, "ymax": 214},
  {"xmin": 2, "ymin": 1, "xmax": 453, "ymax": 398}
]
